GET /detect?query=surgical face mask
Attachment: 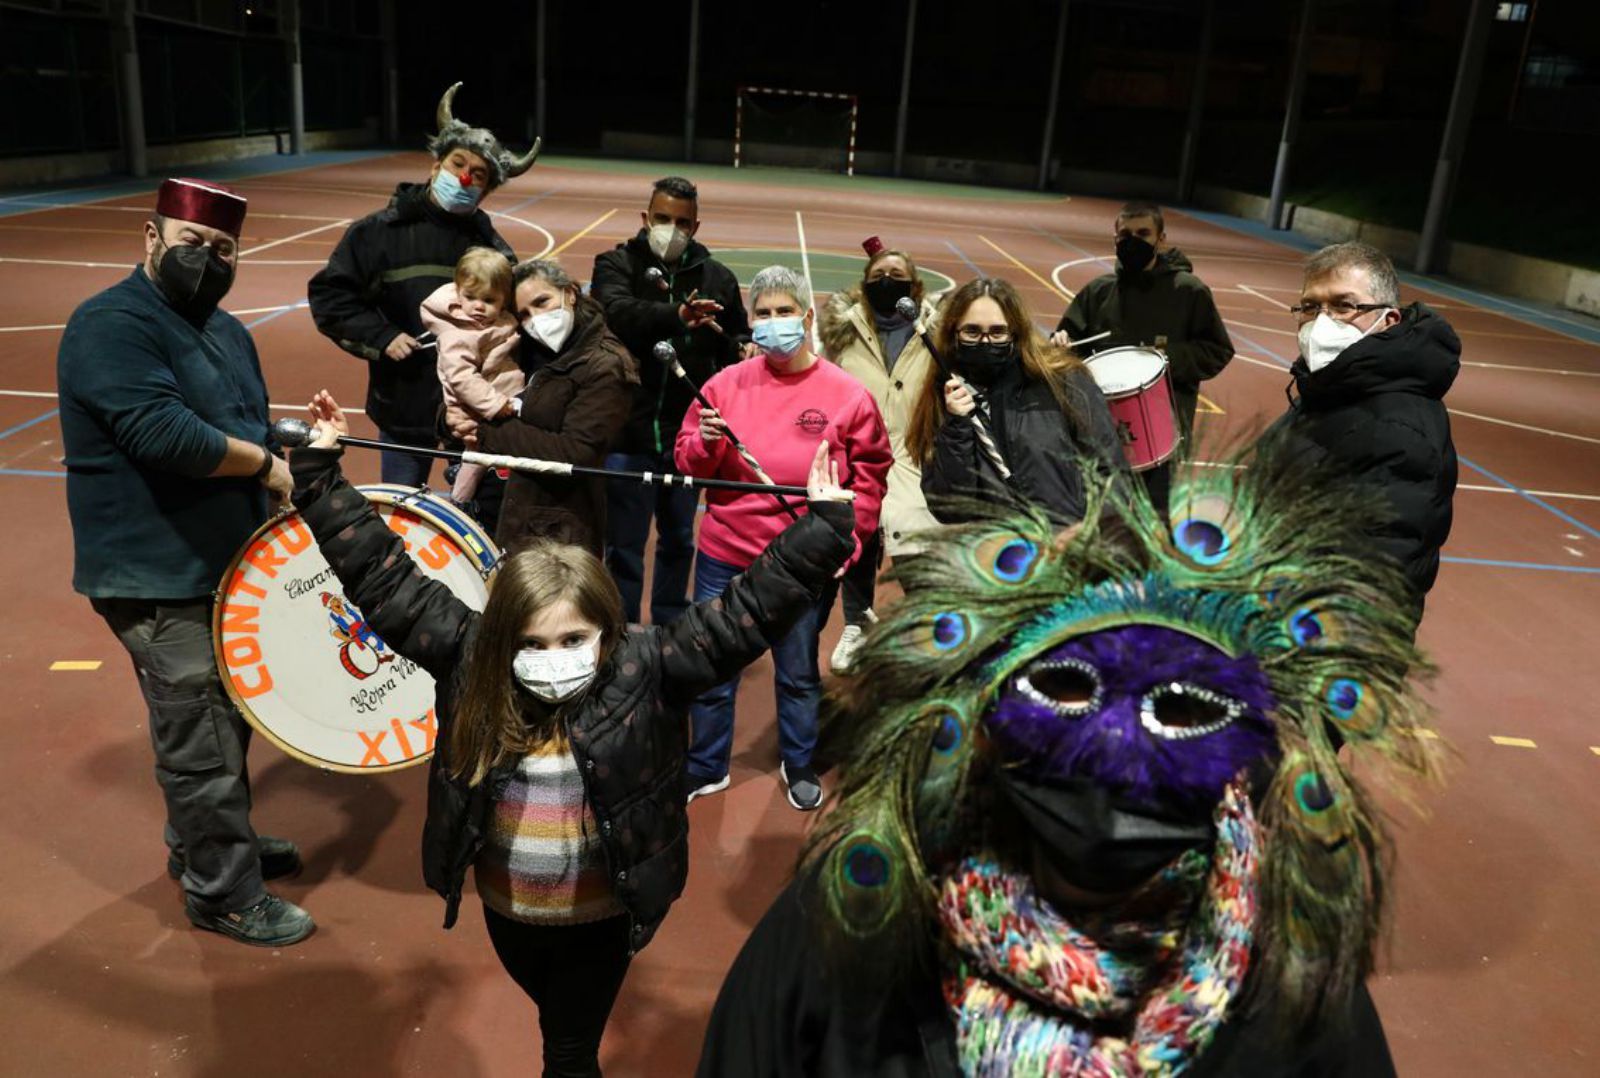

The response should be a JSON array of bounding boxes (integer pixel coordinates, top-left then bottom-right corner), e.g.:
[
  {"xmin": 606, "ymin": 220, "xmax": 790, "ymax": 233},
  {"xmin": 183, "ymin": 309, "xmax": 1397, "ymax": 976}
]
[
  {"xmin": 152, "ymin": 237, "xmax": 235, "ymax": 318},
  {"xmin": 525, "ymin": 304, "xmax": 574, "ymax": 352},
  {"xmin": 1115, "ymin": 235, "xmax": 1157, "ymax": 273},
  {"xmin": 753, "ymin": 316, "xmax": 808, "ymax": 360},
  {"xmin": 431, "ymin": 169, "xmax": 483, "ymax": 214},
  {"xmin": 647, "ymin": 222, "xmax": 690, "ymax": 263},
  {"xmin": 1298, "ymin": 311, "xmax": 1387, "ymax": 373},
  {"xmin": 512, "ymin": 640, "xmax": 599, "ymax": 703}
]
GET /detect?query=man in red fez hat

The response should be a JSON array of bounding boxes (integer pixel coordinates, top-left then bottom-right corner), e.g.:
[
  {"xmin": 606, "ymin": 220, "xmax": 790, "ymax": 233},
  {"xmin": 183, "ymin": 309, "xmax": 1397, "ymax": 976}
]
[{"xmin": 56, "ymin": 177, "xmax": 315, "ymax": 947}]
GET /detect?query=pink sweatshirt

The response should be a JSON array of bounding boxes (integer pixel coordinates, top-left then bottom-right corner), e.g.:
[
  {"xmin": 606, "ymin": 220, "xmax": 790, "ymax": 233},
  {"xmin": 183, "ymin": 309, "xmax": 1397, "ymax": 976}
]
[
  {"xmin": 420, "ymin": 283, "xmax": 525, "ymax": 427},
  {"xmin": 674, "ymin": 355, "xmax": 892, "ymax": 569}
]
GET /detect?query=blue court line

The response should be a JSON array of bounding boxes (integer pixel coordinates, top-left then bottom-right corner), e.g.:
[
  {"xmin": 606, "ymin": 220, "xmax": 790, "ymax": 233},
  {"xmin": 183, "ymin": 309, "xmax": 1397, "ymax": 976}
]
[
  {"xmin": 0, "ymin": 409, "xmax": 59, "ymax": 442},
  {"xmin": 0, "ymin": 467, "xmax": 64, "ymax": 477},
  {"xmin": 1456, "ymin": 455, "xmax": 1600, "ymax": 543},
  {"xmin": 944, "ymin": 239, "xmax": 984, "ymax": 277},
  {"xmin": 1441, "ymin": 555, "xmax": 1600, "ymax": 575},
  {"xmin": 1177, "ymin": 205, "xmax": 1600, "ymax": 348},
  {"xmin": 496, "ymin": 187, "xmax": 562, "ymax": 216},
  {"xmin": 244, "ymin": 300, "xmax": 310, "ymax": 329},
  {"xmin": 1030, "ymin": 225, "xmax": 1113, "ymax": 269}
]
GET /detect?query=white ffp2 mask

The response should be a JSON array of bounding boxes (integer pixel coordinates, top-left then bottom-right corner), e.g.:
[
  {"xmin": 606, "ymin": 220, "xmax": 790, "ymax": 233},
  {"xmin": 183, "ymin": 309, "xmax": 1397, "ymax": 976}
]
[
  {"xmin": 525, "ymin": 306, "xmax": 574, "ymax": 352},
  {"xmin": 647, "ymin": 223, "xmax": 689, "ymax": 263},
  {"xmin": 1298, "ymin": 311, "xmax": 1388, "ymax": 373}
]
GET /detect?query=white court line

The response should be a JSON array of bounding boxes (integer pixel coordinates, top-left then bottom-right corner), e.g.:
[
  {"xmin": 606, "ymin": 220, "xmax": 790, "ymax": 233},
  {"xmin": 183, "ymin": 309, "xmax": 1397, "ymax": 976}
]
[
  {"xmin": 1461, "ymin": 360, "xmax": 1600, "ymax": 378},
  {"xmin": 1447, "ymin": 408, "xmax": 1600, "ymax": 447},
  {"xmin": 0, "ymin": 302, "xmax": 299, "ymax": 334},
  {"xmin": 0, "ymin": 256, "xmax": 130, "ymax": 269},
  {"xmin": 13, "ymin": 203, "xmax": 345, "ymax": 222},
  {"xmin": 1237, "ymin": 283, "xmax": 1286, "ymax": 311},
  {"xmin": 1226, "ymin": 318, "xmax": 1297, "ymax": 337},
  {"xmin": 0, "ymin": 388, "xmax": 364, "ymax": 415},
  {"xmin": 1231, "ymin": 353, "xmax": 1289, "ymax": 371},
  {"xmin": 240, "ymin": 219, "xmax": 349, "ymax": 257},
  {"xmin": 486, "ymin": 212, "xmax": 555, "ymax": 260},
  {"xmin": 795, "ymin": 210, "xmax": 820, "ymax": 350},
  {"xmin": 1458, "ymin": 483, "xmax": 1600, "ymax": 503}
]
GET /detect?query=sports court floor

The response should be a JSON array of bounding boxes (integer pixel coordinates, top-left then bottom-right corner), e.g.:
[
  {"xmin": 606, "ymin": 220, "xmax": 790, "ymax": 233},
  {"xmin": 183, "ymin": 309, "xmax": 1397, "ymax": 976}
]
[{"xmin": 1, "ymin": 150, "xmax": 1597, "ymax": 1076}]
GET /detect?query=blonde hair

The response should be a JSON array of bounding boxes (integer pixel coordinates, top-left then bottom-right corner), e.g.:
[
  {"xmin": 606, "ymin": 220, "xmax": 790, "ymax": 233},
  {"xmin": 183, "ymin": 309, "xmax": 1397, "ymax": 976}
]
[
  {"xmin": 448, "ymin": 541, "xmax": 626, "ymax": 786},
  {"xmin": 454, "ymin": 246, "xmax": 513, "ymax": 308},
  {"xmin": 905, "ymin": 276, "xmax": 1086, "ymax": 465}
]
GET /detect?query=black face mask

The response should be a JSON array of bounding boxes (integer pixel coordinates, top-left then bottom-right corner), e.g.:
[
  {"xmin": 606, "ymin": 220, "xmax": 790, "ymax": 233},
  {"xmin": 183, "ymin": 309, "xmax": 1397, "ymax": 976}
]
[
  {"xmin": 153, "ymin": 239, "xmax": 235, "ymax": 318},
  {"xmin": 951, "ymin": 341, "xmax": 1014, "ymax": 387},
  {"xmin": 863, "ymin": 276, "xmax": 914, "ymax": 318},
  {"xmin": 1115, "ymin": 235, "xmax": 1157, "ymax": 274},
  {"xmin": 995, "ymin": 768, "xmax": 1215, "ymax": 895}
]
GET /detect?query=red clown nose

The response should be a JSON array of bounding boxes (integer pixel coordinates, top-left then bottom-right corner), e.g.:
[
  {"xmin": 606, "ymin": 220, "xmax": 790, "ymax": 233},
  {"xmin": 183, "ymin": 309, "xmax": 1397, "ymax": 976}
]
[{"xmin": 155, "ymin": 177, "xmax": 247, "ymax": 236}]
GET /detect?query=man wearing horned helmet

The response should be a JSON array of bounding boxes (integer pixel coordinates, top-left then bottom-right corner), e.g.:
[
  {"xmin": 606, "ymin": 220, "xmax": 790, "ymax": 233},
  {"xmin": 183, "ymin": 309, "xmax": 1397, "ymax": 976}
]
[{"xmin": 309, "ymin": 83, "xmax": 538, "ymax": 486}]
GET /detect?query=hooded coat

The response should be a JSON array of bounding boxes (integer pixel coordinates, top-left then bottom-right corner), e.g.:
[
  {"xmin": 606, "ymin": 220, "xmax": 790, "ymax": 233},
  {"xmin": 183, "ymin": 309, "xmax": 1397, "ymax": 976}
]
[
  {"xmin": 1265, "ymin": 302, "xmax": 1460, "ymax": 604},
  {"xmin": 308, "ymin": 181, "xmax": 514, "ymax": 443}
]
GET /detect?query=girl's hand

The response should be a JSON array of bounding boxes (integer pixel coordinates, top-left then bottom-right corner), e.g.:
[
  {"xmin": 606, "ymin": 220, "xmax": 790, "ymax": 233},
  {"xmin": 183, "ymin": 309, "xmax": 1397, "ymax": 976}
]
[
  {"xmin": 699, "ymin": 406, "xmax": 727, "ymax": 444},
  {"xmin": 805, "ymin": 440, "xmax": 849, "ymax": 503},
  {"xmin": 943, "ymin": 377, "xmax": 975, "ymax": 418},
  {"xmin": 307, "ymin": 390, "xmax": 349, "ymax": 449}
]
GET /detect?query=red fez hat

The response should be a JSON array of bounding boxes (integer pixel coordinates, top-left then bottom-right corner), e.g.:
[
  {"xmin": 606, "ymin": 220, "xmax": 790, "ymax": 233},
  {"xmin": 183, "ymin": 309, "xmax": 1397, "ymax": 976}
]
[
  {"xmin": 156, "ymin": 178, "xmax": 247, "ymax": 236},
  {"xmin": 862, "ymin": 235, "xmax": 885, "ymax": 257}
]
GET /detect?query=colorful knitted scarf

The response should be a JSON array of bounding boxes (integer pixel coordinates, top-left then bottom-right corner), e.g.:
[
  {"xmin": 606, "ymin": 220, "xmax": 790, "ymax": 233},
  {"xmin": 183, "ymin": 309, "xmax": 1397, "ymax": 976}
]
[{"xmin": 936, "ymin": 782, "xmax": 1259, "ymax": 1077}]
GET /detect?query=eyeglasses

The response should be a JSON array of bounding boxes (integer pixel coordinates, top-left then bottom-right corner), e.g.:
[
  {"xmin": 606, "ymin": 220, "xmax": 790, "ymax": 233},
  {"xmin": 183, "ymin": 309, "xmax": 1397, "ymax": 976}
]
[
  {"xmin": 956, "ymin": 327, "xmax": 1013, "ymax": 345},
  {"xmin": 1289, "ymin": 300, "xmax": 1390, "ymax": 324}
]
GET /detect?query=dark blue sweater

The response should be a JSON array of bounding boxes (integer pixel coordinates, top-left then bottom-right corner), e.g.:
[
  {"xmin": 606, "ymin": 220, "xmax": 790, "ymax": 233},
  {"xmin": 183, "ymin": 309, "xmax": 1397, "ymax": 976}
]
[{"xmin": 58, "ymin": 267, "xmax": 271, "ymax": 598}]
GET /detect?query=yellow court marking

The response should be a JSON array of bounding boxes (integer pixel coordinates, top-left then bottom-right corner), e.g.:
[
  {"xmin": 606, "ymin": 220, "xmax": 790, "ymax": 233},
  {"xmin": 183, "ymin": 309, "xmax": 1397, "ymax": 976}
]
[
  {"xmin": 1196, "ymin": 394, "xmax": 1224, "ymax": 416},
  {"xmin": 1414, "ymin": 729, "xmax": 1442, "ymax": 740},
  {"xmin": 50, "ymin": 660, "xmax": 102, "ymax": 671},
  {"xmin": 1489, "ymin": 736, "xmax": 1537, "ymax": 749},
  {"xmin": 977, "ymin": 235, "xmax": 1072, "ymax": 302},
  {"xmin": 549, "ymin": 209, "xmax": 619, "ymax": 258},
  {"xmin": 1590, "ymin": 746, "xmax": 1600, "ymax": 756}
]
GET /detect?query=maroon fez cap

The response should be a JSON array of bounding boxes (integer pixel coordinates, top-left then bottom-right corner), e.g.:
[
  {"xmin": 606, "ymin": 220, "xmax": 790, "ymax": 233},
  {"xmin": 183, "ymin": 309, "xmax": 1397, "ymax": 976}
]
[
  {"xmin": 156, "ymin": 178, "xmax": 248, "ymax": 236},
  {"xmin": 862, "ymin": 235, "xmax": 885, "ymax": 257}
]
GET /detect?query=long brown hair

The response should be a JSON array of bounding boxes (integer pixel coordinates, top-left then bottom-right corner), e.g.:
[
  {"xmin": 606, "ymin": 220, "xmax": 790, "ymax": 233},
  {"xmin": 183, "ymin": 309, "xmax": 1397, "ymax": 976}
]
[
  {"xmin": 904, "ymin": 276, "xmax": 1087, "ymax": 465},
  {"xmin": 448, "ymin": 541, "xmax": 626, "ymax": 786}
]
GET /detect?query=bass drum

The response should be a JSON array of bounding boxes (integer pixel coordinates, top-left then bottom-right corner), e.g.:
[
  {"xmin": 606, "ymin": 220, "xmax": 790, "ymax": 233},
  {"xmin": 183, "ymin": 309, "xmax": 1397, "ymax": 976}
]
[{"xmin": 213, "ymin": 485, "xmax": 499, "ymax": 773}]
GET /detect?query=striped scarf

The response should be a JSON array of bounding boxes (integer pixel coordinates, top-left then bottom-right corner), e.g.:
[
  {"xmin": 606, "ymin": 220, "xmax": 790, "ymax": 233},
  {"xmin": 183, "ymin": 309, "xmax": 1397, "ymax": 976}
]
[{"xmin": 936, "ymin": 782, "xmax": 1259, "ymax": 1077}]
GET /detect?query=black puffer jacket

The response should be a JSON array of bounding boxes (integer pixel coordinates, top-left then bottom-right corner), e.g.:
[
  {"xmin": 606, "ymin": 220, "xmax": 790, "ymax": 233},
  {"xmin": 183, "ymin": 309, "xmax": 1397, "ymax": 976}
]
[
  {"xmin": 922, "ymin": 365, "xmax": 1127, "ymax": 525},
  {"xmin": 289, "ymin": 447, "xmax": 854, "ymax": 948},
  {"xmin": 1265, "ymin": 302, "xmax": 1459, "ymax": 602},
  {"xmin": 307, "ymin": 182, "xmax": 514, "ymax": 443},
  {"xmin": 591, "ymin": 232, "xmax": 750, "ymax": 455}
]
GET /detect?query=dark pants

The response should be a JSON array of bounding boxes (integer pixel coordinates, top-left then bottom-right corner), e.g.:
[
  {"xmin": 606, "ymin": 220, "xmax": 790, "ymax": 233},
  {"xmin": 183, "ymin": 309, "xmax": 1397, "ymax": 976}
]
[
  {"xmin": 378, "ymin": 427, "xmax": 435, "ymax": 488},
  {"xmin": 1141, "ymin": 461, "xmax": 1172, "ymax": 520},
  {"xmin": 602, "ymin": 450, "xmax": 697, "ymax": 625},
  {"xmin": 483, "ymin": 908, "xmax": 633, "ymax": 1078},
  {"xmin": 92, "ymin": 596, "xmax": 265, "ymax": 915},
  {"xmin": 839, "ymin": 530, "xmax": 882, "ymax": 627},
  {"xmin": 687, "ymin": 551, "xmax": 836, "ymax": 782}
]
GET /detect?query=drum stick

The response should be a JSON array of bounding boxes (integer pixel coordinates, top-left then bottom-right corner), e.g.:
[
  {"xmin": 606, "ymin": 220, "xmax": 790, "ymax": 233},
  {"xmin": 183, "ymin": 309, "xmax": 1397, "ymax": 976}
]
[
  {"xmin": 652, "ymin": 341, "xmax": 801, "ymax": 520},
  {"xmin": 1068, "ymin": 330, "xmax": 1112, "ymax": 349},
  {"xmin": 894, "ymin": 296, "xmax": 1013, "ymax": 482},
  {"xmin": 271, "ymin": 419, "xmax": 848, "ymax": 501}
]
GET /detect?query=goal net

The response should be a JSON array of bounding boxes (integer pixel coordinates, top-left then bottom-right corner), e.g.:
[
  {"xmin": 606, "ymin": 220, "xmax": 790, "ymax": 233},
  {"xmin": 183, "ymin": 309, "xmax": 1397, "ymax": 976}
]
[{"xmin": 734, "ymin": 86, "xmax": 858, "ymax": 175}]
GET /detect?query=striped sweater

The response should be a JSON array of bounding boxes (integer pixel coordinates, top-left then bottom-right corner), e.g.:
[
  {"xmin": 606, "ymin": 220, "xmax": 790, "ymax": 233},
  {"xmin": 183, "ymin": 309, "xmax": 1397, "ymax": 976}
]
[{"xmin": 474, "ymin": 739, "xmax": 624, "ymax": 926}]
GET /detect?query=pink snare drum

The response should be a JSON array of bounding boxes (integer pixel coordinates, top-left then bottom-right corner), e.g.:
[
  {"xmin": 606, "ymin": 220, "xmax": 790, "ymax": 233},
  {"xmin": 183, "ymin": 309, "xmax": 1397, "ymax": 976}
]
[{"xmin": 1085, "ymin": 346, "xmax": 1178, "ymax": 472}]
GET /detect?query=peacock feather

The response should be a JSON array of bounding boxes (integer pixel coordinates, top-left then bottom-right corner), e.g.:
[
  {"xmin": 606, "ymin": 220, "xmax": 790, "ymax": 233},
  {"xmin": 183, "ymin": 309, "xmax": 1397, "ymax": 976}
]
[{"xmin": 806, "ymin": 432, "xmax": 1443, "ymax": 1036}]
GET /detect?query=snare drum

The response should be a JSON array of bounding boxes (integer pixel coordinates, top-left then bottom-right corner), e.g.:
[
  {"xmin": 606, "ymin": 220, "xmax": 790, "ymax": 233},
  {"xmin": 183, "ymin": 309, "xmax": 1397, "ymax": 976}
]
[
  {"xmin": 213, "ymin": 486, "xmax": 499, "ymax": 773},
  {"xmin": 1084, "ymin": 346, "xmax": 1179, "ymax": 472}
]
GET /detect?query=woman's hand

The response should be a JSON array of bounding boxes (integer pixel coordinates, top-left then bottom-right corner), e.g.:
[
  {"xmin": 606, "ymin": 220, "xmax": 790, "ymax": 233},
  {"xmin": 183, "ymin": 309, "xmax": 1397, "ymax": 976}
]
[
  {"xmin": 307, "ymin": 390, "xmax": 349, "ymax": 449},
  {"xmin": 943, "ymin": 377, "xmax": 975, "ymax": 418},
  {"xmin": 698, "ymin": 406, "xmax": 727, "ymax": 445},
  {"xmin": 448, "ymin": 415, "xmax": 480, "ymax": 449},
  {"xmin": 805, "ymin": 440, "xmax": 849, "ymax": 502}
]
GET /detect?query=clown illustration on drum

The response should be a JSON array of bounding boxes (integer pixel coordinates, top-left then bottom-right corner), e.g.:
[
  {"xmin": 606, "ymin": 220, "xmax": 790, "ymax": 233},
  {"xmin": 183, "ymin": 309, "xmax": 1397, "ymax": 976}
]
[{"xmin": 321, "ymin": 592, "xmax": 395, "ymax": 680}]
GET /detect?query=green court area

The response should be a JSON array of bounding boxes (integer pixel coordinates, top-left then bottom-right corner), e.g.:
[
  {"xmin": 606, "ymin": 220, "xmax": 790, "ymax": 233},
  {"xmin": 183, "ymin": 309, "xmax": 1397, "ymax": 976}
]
[{"xmin": 716, "ymin": 247, "xmax": 957, "ymax": 297}]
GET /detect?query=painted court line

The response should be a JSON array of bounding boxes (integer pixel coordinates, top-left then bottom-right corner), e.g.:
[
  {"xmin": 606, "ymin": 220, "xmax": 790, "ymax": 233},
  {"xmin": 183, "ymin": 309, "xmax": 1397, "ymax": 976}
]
[
  {"xmin": 979, "ymin": 235, "xmax": 1071, "ymax": 302},
  {"xmin": 0, "ymin": 390, "xmax": 363, "ymax": 415},
  {"xmin": 1490, "ymin": 736, "xmax": 1537, "ymax": 748},
  {"xmin": 1441, "ymin": 556, "xmax": 1600, "ymax": 576},
  {"xmin": 943, "ymin": 240, "xmax": 984, "ymax": 278},
  {"xmin": 548, "ymin": 209, "xmax": 617, "ymax": 258},
  {"xmin": 1457, "ymin": 483, "xmax": 1600, "ymax": 503},
  {"xmin": 1449, "ymin": 409, "xmax": 1600, "ymax": 448},
  {"xmin": 0, "ymin": 409, "xmax": 58, "ymax": 442},
  {"xmin": 49, "ymin": 660, "xmax": 101, "ymax": 671},
  {"xmin": 795, "ymin": 211, "xmax": 821, "ymax": 350},
  {"xmin": 1458, "ymin": 456, "xmax": 1600, "ymax": 543},
  {"xmin": 241, "ymin": 220, "xmax": 349, "ymax": 258},
  {"xmin": 1459, "ymin": 360, "xmax": 1600, "ymax": 378}
]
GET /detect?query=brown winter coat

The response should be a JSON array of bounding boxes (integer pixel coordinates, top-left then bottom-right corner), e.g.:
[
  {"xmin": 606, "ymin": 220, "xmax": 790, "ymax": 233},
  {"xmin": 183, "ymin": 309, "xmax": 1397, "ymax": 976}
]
[{"xmin": 477, "ymin": 296, "xmax": 639, "ymax": 556}]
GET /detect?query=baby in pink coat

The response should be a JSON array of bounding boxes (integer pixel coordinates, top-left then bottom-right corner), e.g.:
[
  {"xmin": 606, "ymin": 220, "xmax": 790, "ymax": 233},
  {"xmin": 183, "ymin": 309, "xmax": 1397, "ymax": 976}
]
[{"xmin": 420, "ymin": 246, "xmax": 525, "ymax": 504}]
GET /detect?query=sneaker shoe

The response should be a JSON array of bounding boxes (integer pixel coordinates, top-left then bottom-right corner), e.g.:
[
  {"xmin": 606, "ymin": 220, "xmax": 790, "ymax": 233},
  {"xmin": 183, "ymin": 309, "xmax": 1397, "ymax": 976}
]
[
  {"xmin": 185, "ymin": 892, "xmax": 315, "ymax": 947},
  {"xmin": 168, "ymin": 836, "xmax": 302, "ymax": 882},
  {"xmin": 685, "ymin": 773, "xmax": 731, "ymax": 804},
  {"xmin": 780, "ymin": 762, "xmax": 823, "ymax": 812},
  {"xmin": 829, "ymin": 624, "xmax": 866, "ymax": 674}
]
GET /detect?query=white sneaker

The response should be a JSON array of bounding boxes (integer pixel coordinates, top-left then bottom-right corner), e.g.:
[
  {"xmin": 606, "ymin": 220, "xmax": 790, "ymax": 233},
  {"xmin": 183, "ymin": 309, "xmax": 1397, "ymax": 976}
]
[
  {"xmin": 685, "ymin": 774, "xmax": 730, "ymax": 804},
  {"xmin": 830, "ymin": 624, "xmax": 866, "ymax": 673}
]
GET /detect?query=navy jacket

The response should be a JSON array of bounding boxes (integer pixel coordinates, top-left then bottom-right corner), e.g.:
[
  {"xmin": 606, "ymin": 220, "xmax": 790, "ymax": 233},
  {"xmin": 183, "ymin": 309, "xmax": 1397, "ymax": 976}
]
[{"xmin": 58, "ymin": 268, "xmax": 270, "ymax": 599}]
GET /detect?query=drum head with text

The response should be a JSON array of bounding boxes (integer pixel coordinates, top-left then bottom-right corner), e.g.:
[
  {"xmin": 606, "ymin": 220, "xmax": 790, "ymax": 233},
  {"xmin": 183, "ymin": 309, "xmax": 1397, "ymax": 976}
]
[{"xmin": 214, "ymin": 487, "xmax": 499, "ymax": 773}]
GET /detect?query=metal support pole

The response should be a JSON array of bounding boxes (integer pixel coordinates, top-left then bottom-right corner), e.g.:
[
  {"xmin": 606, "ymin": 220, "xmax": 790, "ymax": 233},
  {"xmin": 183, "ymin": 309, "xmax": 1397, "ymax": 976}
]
[
  {"xmin": 893, "ymin": 0, "xmax": 918, "ymax": 176},
  {"xmin": 1037, "ymin": 0, "xmax": 1070, "ymax": 190},
  {"xmin": 1506, "ymin": 0, "xmax": 1540, "ymax": 121},
  {"xmin": 1267, "ymin": 0, "xmax": 1315, "ymax": 230},
  {"xmin": 534, "ymin": 0, "xmax": 548, "ymax": 142},
  {"xmin": 684, "ymin": 0, "xmax": 701, "ymax": 160},
  {"xmin": 110, "ymin": 0, "xmax": 147, "ymax": 177},
  {"xmin": 1176, "ymin": 0, "xmax": 1216, "ymax": 204},
  {"xmin": 379, "ymin": 0, "xmax": 399, "ymax": 143},
  {"xmin": 1417, "ymin": 0, "xmax": 1495, "ymax": 275},
  {"xmin": 283, "ymin": 0, "xmax": 304, "ymax": 155}
]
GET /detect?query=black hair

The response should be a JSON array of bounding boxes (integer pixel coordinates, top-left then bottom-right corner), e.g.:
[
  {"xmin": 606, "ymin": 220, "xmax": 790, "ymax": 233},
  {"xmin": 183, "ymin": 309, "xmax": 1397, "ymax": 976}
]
[
  {"xmin": 1117, "ymin": 201, "xmax": 1166, "ymax": 236},
  {"xmin": 652, "ymin": 176, "xmax": 699, "ymax": 204}
]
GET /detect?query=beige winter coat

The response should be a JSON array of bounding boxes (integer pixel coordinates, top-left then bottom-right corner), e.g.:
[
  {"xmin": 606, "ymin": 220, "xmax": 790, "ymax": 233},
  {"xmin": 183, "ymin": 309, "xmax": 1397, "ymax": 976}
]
[
  {"xmin": 819, "ymin": 290, "xmax": 940, "ymax": 556},
  {"xmin": 420, "ymin": 283, "xmax": 525, "ymax": 428}
]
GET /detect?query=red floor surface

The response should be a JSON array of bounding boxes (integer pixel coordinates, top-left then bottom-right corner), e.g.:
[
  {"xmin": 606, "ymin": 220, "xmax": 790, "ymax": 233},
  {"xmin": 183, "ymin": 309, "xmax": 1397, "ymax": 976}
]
[{"xmin": 2, "ymin": 153, "xmax": 1598, "ymax": 1076}]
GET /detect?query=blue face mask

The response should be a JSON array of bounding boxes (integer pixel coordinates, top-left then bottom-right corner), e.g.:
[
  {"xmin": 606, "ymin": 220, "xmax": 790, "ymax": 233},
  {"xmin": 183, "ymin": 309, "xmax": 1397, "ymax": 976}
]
[
  {"xmin": 430, "ymin": 169, "xmax": 482, "ymax": 214},
  {"xmin": 753, "ymin": 316, "xmax": 808, "ymax": 359}
]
